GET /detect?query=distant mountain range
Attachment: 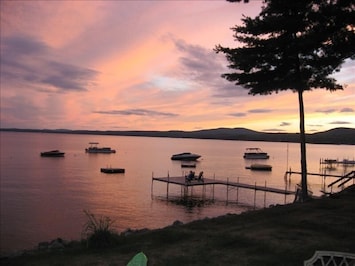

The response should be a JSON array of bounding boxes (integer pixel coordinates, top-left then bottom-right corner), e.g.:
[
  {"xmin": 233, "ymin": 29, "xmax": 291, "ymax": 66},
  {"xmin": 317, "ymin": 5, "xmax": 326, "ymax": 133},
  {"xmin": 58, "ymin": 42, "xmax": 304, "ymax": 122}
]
[{"xmin": 1, "ymin": 127, "xmax": 354, "ymax": 145}]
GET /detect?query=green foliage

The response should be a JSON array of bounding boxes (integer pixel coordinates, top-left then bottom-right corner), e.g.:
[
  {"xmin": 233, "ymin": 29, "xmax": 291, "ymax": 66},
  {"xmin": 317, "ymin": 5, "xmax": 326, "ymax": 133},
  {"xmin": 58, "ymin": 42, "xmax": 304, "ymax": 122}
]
[
  {"xmin": 215, "ymin": 0, "xmax": 354, "ymax": 95},
  {"xmin": 82, "ymin": 210, "xmax": 118, "ymax": 248}
]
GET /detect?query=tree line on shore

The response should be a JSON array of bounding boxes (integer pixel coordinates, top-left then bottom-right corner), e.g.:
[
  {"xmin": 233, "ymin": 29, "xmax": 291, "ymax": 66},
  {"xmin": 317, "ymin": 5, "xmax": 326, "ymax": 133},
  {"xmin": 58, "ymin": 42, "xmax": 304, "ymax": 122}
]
[{"xmin": 1, "ymin": 127, "xmax": 354, "ymax": 145}]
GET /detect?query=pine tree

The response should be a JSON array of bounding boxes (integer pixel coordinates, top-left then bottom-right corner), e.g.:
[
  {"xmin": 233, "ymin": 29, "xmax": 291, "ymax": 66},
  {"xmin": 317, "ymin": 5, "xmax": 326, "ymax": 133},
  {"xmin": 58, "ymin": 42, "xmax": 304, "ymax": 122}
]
[{"xmin": 216, "ymin": 0, "xmax": 355, "ymax": 201}]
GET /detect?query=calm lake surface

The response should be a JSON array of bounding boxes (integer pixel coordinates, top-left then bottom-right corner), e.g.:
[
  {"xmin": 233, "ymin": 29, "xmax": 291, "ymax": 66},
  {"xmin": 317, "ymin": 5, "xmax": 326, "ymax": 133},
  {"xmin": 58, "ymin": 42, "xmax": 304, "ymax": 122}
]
[{"xmin": 1, "ymin": 131, "xmax": 354, "ymax": 254}]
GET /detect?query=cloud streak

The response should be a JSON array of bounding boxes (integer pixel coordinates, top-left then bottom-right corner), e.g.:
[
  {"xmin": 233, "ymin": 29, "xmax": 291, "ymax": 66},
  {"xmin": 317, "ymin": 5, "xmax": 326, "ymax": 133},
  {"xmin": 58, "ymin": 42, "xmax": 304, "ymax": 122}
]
[
  {"xmin": 94, "ymin": 109, "xmax": 178, "ymax": 117},
  {"xmin": 280, "ymin": 122, "xmax": 291, "ymax": 126},
  {"xmin": 1, "ymin": 35, "xmax": 98, "ymax": 92},
  {"xmin": 329, "ymin": 121, "xmax": 352, "ymax": 125},
  {"xmin": 340, "ymin": 107, "xmax": 354, "ymax": 113},
  {"xmin": 168, "ymin": 37, "xmax": 249, "ymax": 99},
  {"xmin": 229, "ymin": 112, "xmax": 246, "ymax": 117},
  {"xmin": 315, "ymin": 108, "xmax": 337, "ymax": 114},
  {"xmin": 248, "ymin": 109, "xmax": 273, "ymax": 114}
]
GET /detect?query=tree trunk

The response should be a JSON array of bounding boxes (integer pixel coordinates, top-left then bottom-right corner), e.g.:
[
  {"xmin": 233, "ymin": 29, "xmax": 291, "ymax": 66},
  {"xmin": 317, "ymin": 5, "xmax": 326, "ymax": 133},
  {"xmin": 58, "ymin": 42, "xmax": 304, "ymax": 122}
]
[{"xmin": 298, "ymin": 89, "xmax": 308, "ymax": 201}]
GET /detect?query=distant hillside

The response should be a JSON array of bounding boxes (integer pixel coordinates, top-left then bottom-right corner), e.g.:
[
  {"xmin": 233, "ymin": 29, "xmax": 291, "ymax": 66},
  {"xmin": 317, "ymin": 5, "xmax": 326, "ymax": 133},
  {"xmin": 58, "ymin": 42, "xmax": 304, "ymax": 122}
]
[
  {"xmin": 306, "ymin": 128, "xmax": 355, "ymax": 145},
  {"xmin": 1, "ymin": 127, "xmax": 354, "ymax": 145}
]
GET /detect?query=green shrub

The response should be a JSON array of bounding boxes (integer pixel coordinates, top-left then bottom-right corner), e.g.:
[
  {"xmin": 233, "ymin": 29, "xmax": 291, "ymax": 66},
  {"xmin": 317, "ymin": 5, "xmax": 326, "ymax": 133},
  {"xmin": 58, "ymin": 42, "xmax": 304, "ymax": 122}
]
[{"xmin": 82, "ymin": 210, "xmax": 118, "ymax": 248}]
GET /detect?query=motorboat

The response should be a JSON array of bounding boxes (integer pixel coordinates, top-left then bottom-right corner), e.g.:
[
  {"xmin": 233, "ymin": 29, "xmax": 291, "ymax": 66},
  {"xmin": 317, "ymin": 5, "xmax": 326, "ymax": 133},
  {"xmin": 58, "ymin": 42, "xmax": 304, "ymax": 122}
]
[
  {"xmin": 181, "ymin": 162, "xmax": 196, "ymax": 168},
  {"xmin": 85, "ymin": 142, "xmax": 116, "ymax": 153},
  {"xmin": 321, "ymin": 158, "xmax": 337, "ymax": 170},
  {"xmin": 171, "ymin": 152, "xmax": 201, "ymax": 161},
  {"xmin": 243, "ymin": 148, "xmax": 269, "ymax": 159},
  {"xmin": 100, "ymin": 167, "xmax": 125, "ymax": 174},
  {"xmin": 245, "ymin": 164, "xmax": 272, "ymax": 171},
  {"xmin": 40, "ymin": 150, "xmax": 65, "ymax": 157}
]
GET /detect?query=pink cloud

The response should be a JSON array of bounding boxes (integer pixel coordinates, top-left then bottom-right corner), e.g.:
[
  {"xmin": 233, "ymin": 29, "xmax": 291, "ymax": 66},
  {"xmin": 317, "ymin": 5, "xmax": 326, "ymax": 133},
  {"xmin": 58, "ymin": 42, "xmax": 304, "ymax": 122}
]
[{"xmin": 1, "ymin": 1, "xmax": 354, "ymax": 132}]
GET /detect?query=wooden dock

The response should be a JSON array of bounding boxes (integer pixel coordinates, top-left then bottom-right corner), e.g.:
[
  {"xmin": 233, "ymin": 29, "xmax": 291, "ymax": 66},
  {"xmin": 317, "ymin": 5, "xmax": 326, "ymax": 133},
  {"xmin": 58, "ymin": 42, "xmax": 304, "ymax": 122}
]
[
  {"xmin": 286, "ymin": 171, "xmax": 344, "ymax": 178},
  {"xmin": 151, "ymin": 175, "xmax": 296, "ymax": 208},
  {"xmin": 152, "ymin": 176, "xmax": 295, "ymax": 195}
]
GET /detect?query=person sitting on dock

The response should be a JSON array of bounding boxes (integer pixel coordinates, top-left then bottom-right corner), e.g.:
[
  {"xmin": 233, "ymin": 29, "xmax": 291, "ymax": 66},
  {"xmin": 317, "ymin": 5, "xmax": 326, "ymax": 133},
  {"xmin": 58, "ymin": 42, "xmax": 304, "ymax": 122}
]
[
  {"xmin": 186, "ymin": 171, "xmax": 195, "ymax": 182},
  {"xmin": 197, "ymin": 171, "xmax": 204, "ymax": 181}
]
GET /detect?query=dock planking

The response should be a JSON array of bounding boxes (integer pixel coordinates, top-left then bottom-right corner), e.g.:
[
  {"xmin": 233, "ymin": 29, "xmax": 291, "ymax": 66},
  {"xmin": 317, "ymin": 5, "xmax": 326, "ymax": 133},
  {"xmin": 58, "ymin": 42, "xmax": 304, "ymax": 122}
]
[{"xmin": 152, "ymin": 176, "xmax": 295, "ymax": 195}]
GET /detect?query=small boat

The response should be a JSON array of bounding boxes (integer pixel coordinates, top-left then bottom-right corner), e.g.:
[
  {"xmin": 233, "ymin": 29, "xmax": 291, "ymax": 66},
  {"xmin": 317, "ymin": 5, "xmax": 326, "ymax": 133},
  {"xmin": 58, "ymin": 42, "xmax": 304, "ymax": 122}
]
[
  {"xmin": 85, "ymin": 142, "xmax": 116, "ymax": 153},
  {"xmin": 171, "ymin": 152, "xmax": 201, "ymax": 161},
  {"xmin": 246, "ymin": 164, "xmax": 272, "ymax": 171},
  {"xmin": 100, "ymin": 167, "xmax": 125, "ymax": 174},
  {"xmin": 323, "ymin": 159, "xmax": 337, "ymax": 164},
  {"xmin": 181, "ymin": 163, "xmax": 196, "ymax": 168},
  {"xmin": 321, "ymin": 158, "xmax": 337, "ymax": 170},
  {"xmin": 243, "ymin": 148, "xmax": 269, "ymax": 159},
  {"xmin": 40, "ymin": 150, "xmax": 65, "ymax": 157}
]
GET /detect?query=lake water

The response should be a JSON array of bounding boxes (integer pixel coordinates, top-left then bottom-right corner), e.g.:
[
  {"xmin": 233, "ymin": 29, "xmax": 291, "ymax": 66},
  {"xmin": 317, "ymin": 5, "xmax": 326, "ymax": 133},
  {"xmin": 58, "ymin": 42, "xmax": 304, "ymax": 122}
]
[{"xmin": 1, "ymin": 131, "xmax": 354, "ymax": 254}]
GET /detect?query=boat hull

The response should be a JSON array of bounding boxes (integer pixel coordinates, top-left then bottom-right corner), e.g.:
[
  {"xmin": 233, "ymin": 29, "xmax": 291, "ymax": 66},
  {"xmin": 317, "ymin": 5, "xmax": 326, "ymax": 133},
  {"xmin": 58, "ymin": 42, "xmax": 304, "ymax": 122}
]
[
  {"xmin": 171, "ymin": 152, "xmax": 201, "ymax": 161},
  {"xmin": 243, "ymin": 154, "xmax": 269, "ymax": 159},
  {"xmin": 246, "ymin": 164, "xmax": 272, "ymax": 171},
  {"xmin": 181, "ymin": 163, "xmax": 196, "ymax": 168},
  {"xmin": 40, "ymin": 150, "xmax": 65, "ymax": 157},
  {"xmin": 85, "ymin": 148, "xmax": 116, "ymax": 153},
  {"xmin": 100, "ymin": 168, "xmax": 125, "ymax": 173}
]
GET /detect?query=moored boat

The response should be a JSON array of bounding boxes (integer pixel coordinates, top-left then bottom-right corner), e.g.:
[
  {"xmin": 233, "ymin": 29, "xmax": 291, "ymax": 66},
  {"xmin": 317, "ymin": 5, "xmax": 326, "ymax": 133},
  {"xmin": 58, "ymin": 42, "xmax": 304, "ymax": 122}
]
[
  {"xmin": 323, "ymin": 159, "xmax": 337, "ymax": 164},
  {"xmin": 85, "ymin": 142, "xmax": 116, "ymax": 153},
  {"xmin": 181, "ymin": 163, "xmax": 196, "ymax": 168},
  {"xmin": 171, "ymin": 152, "xmax": 201, "ymax": 161},
  {"xmin": 100, "ymin": 167, "xmax": 125, "ymax": 173},
  {"xmin": 243, "ymin": 148, "xmax": 269, "ymax": 159},
  {"xmin": 246, "ymin": 164, "xmax": 272, "ymax": 171},
  {"xmin": 40, "ymin": 150, "xmax": 65, "ymax": 157}
]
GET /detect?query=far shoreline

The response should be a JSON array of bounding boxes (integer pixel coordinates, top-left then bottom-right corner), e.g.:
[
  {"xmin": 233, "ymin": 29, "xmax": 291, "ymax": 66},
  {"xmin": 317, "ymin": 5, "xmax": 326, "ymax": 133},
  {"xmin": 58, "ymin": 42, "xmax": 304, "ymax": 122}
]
[{"xmin": 1, "ymin": 127, "xmax": 354, "ymax": 145}]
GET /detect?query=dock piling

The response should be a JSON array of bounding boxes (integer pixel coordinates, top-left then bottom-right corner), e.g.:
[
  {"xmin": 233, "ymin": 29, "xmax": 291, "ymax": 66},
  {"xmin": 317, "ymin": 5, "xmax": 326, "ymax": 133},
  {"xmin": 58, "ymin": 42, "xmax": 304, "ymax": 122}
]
[
  {"xmin": 166, "ymin": 172, "xmax": 169, "ymax": 199},
  {"xmin": 253, "ymin": 182, "xmax": 257, "ymax": 209},
  {"xmin": 226, "ymin": 178, "xmax": 229, "ymax": 204},
  {"xmin": 264, "ymin": 181, "xmax": 267, "ymax": 208},
  {"xmin": 236, "ymin": 177, "xmax": 239, "ymax": 203}
]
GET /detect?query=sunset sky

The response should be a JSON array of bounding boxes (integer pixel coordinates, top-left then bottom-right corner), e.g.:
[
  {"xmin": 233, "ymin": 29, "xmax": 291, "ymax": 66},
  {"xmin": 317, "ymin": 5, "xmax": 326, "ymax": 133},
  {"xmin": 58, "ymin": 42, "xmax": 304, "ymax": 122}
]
[{"xmin": 1, "ymin": 1, "xmax": 354, "ymax": 133}]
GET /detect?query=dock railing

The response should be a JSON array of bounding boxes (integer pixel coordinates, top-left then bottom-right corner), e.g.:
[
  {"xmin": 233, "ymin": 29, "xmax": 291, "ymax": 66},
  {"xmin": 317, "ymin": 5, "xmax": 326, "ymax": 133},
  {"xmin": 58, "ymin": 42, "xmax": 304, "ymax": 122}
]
[{"xmin": 285, "ymin": 170, "xmax": 355, "ymax": 195}]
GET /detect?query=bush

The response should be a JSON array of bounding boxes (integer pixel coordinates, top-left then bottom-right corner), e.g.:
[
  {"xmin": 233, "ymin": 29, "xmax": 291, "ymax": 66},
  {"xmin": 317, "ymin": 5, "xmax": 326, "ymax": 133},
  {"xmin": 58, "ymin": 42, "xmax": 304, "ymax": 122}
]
[{"xmin": 82, "ymin": 210, "xmax": 119, "ymax": 248}]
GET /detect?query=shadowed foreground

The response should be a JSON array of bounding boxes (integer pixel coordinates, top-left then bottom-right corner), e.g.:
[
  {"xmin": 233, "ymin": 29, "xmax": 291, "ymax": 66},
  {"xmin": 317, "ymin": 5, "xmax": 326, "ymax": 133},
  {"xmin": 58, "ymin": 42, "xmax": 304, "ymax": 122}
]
[{"xmin": 2, "ymin": 186, "xmax": 355, "ymax": 266}]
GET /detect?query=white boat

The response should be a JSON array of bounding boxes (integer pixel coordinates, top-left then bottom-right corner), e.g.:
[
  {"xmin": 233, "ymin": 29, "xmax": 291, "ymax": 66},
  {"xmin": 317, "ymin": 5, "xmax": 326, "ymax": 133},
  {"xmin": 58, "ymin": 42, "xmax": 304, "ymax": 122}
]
[
  {"xmin": 85, "ymin": 142, "xmax": 116, "ymax": 153},
  {"xmin": 171, "ymin": 152, "xmax": 201, "ymax": 161},
  {"xmin": 243, "ymin": 148, "xmax": 269, "ymax": 159},
  {"xmin": 246, "ymin": 164, "xmax": 272, "ymax": 171},
  {"xmin": 40, "ymin": 150, "xmax": 65, "ymax": 157}
]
